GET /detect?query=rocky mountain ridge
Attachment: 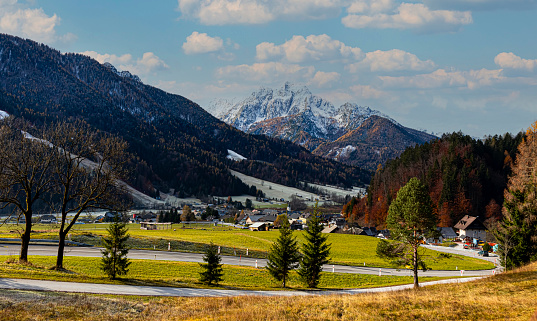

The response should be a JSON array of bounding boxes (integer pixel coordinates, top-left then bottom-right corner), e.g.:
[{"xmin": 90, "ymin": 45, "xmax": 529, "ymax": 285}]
[{"xmin": 208, "ymin": 83, "xmax": 436, "ymax": 170}]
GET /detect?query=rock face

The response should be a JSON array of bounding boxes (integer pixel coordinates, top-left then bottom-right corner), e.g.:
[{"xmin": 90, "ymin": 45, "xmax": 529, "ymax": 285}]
[{"xmin": 209, "ymin": 83, "xmax": 437, "ymax": 171}]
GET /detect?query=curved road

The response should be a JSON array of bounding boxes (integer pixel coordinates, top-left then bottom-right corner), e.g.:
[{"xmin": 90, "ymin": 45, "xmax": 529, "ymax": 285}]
[
  {"xmin": 0, "ymin": 243, "xmax": 498, "ymax": 277},
  {"xmin": 0, "ymin": 276, "xmax": 484, "ymax": 297}
]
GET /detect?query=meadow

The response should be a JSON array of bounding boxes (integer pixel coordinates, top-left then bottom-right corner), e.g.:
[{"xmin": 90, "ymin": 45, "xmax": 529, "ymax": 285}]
[
  {"xmin": 0, "ymin": 255, "xmax": 447, "ymax": 291},
  {"xmin": 1, "ymin": 261, "xmax": 536, "ymax": 320},
  {"xmin": 0, "ymin": 223, "xmax": 495, "ymax": 270}
]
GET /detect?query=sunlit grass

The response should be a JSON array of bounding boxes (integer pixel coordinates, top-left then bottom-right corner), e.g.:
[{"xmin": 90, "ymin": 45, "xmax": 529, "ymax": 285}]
[
  {"xmin": 0, "ymin": 255, "xmax": 446, "ymax": 291},
  {"xmin": 0, "ymin": 223, "xmax": 495, "ymax": 270},
  {"xmin": 1, "ymin": 261, "xmax": 536, "ymax": 320}
]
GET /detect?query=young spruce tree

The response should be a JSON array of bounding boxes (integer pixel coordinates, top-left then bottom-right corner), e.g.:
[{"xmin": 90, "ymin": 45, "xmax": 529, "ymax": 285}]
[
  {"xmin": 298, "ymin": 204, "xmax": 331, "ymax": 288},
  {"xmin": 377, "ymin": 177, "xmax": 437, "ymax": 288},
  {"xmin": 266, "ymin": 215, "xmax": 300, "ymax": 287},
  {"xmin": 199, "ymin": 242, "xmax": 224, "ymax": 285},
  {"xmin": 101, "ymin": 217, "xmax": 131, "ymax": 279}
]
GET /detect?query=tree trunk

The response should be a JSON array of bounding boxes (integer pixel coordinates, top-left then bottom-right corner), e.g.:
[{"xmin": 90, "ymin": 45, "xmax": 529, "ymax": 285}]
[
  {"xmin": 413, "ymin": 244, "xmax": 419, "ymax": 289},
  {"xmin": 56, "ymin": 232, "xmax": 66, "ymax": 269},
  {"xmin": 19, "ymin": 215, "xmax": 32, "ymax": 263}
]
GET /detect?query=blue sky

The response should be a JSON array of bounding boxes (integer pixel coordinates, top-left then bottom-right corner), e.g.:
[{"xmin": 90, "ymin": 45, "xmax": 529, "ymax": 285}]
[{"xmin": 1, "ymin": 0, "xmax": 536, "ymax": 137}]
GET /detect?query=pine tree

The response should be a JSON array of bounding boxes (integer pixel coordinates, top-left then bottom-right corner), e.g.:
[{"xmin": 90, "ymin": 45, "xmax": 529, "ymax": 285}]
[
  {"xmin": 199, "ymin": 242, "xmax": 224, "ymax": 285},
  {"xmin": 379, "ymin": 177, "xmax": 438, "ymax": 288},
  {"xmin": 298, "ymin": 204, "xmax": 331, "ymax": 288},
  {"xmin": 497, "ymin": 121, "xmax": 537, "ymax": 269},
  {"xmin": 266, "ymin": 216, "xmax": 300, "ymax": 287},
  {"xmin": 101, "ymin": 218, "xmax": 131, "ymax": 279}
]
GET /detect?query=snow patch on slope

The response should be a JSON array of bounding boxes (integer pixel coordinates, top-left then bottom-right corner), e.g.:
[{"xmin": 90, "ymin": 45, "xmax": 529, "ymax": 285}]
[
  {"xmin": 0, "ymin": 110, "xmax": 9, "ymax": 119},
  {"xmin": 227, "ymin": 149, "xmax": 247, "ymax": 161}
]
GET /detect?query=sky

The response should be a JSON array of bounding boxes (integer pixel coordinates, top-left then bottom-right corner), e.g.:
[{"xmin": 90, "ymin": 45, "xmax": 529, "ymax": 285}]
[{"xmin": 0, "ymin": 0, "xmax": 536, "ymax": 137}]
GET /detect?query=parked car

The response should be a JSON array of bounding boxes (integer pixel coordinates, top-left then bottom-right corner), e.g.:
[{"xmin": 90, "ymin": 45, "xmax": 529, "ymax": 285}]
[{"xmin": 477, "ymin": 250, "xmax": 489, "ymax": 257}]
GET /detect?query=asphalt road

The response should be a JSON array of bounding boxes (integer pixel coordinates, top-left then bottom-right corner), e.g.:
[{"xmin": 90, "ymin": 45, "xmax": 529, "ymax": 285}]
[
  {"xmin": 0, "ymin": 243, "xmax": 498, "ymax": 277},
  {"xmin": 0, "ymin": 276, "xmax": 484, "ymax": 297}
]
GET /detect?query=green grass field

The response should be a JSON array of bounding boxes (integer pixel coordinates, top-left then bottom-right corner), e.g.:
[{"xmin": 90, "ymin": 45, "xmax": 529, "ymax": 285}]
[
  {"xmin": 0, "ymin": 255, "xmax": 448, "ymax": 291},
  {"xmin": 0, "ymin": 223, "xmax": 495, "ymax": 270}
]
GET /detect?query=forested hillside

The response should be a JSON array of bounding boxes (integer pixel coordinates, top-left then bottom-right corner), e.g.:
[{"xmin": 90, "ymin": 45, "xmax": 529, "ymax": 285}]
[
  {"xmin": 343, "ymin": 132, "xmax": 524, "ymax": 228},
  {"xmin": 0, "ymin": 33, "xmax": 370, "ymax": 198}
]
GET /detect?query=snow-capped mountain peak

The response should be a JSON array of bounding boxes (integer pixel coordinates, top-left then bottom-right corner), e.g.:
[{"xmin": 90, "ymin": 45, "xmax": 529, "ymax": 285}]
[{"xmin": 208, "ymin": 83, "xmax": 391, "ymax": 138}]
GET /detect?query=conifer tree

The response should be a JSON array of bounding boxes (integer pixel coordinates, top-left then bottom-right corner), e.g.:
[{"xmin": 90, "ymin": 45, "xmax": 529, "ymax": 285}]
[
  {"xmin": 497, "ymin": 121, "xmax": 537, "ymax": 269},
  {"xmin": 101, "ymin": 217, "xmax": 131, "ymax": 279},
  {"xmin": 298, "ymin": 204, "xmax": 331, "ymax": 288},
  {"xmin": 266, "ymin": 216, "xmax": 300, "ymax": 287},
  {"xmin": 199, "ymin": 242, "xmax": 224, "ymax": 285},
  {"xmin": 378, "ymin": 177, "xmax": 437, "ymax": 288}
]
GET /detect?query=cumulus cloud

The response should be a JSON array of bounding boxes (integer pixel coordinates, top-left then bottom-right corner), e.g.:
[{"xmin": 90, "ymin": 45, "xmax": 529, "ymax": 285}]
[
  {"xmin": 80, "ymin": 51, "xmax": 169, "ymax": 76},
  {"xmin": 347, "ymin": 0, "xmax": 396, "ymax": 14},
  {"xmin": 0, "ymin": 1, "xmax": 75, "ymax": 44},
  {"xmin": 342, "ymin": 3, "xmax": 472, "ymax": 33},
  {"xmin": 126, "ymin": 52, "xmax": 169, "ymax": 75},
  {"xmin": 183, "ymin": 31, "xmax": 224, "ymax": 54},
  {"xmin": 380, "ymin": 68, "xmax": 503, "ymax": 89},
  {"xmin": 215, "ymin": 62, "xmax": 315, "ymax": 83},
  {"xmin": 256, "ymin": 34, "xmax": 363, "ymax": 63},
  {"xmin": 349, "ymin": 84, "xmax": 384, "ymax": 99},
  {"xmin": 80, "ymin": 51, "xmax": 133, "ymax": 65},
  {"xmin": 177, "ymin": 0, "xmax": 341, "ymax": 25},
  {"xmin": 494, "ymin": 52, "xmax": 537, "ymax": 72},
  {"xmin": 347, "ymin": 49, "xmax": 435, "ymax": 72},
  {"xmin": 310, "ymin": 71, "xmax": 340, "ymax": 87},
  {"xmin": 423, "ymin": 0, "xmax": 537, "ymax": 11}
]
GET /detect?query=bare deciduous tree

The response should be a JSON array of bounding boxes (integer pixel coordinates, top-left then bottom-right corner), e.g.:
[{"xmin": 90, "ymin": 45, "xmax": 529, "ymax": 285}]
[
  {"xmin": 45, "ymin": 121, "xmax": 131, "ymax": 270},
  {"xmin": 0, "ymin": 118, "xmax": 56, "ymax": 263}
]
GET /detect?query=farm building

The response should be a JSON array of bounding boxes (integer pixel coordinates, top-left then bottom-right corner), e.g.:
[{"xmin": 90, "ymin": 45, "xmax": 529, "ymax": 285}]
[{"xmin": 249, "ymin": 222, "xmax": 269, "ymax": 231}]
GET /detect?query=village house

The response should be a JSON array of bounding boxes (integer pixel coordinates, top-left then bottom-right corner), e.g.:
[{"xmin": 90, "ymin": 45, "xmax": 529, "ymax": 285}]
[
  {"xmin": 454, "ymin": 215, "xmax": 487, "ymax": 241},
  {"xmin": 39, "ymin": 214, "xmax": 57, "ymax": 224},
  {"xmin": 245, "ymin": 215, "xmax": 264, "ymax": 225}
]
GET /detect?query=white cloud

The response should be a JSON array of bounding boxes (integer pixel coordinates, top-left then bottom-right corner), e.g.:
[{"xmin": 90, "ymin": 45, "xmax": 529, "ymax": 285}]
[
  {"xmin": 183, "ymin": 31, "xmax": 224, "ymax": 54},
  {"xmin": 80, "ymin": 51, "xmax": 168, "ymax": 76},
  {"xmin": 494, "ymin": 52, "xmax": 537, "ymax": 72},
  {"xmin": 216, "ymin": 62, "xmax": 315, "ymax": 83},
  {"xmin": 342, "ymin": 3, "xmax": 472, "ymax": 33},
  {"xmin": 347, "ymin": 0, "xmax": 395, "ymax": 14},
  {"xmin": 349, "ymin": 84, "xmax": 384, "ymax": 99},
  {"xmin": 80, "ymin": 51, "xmax": 133, "ymax": 65},
  {"xmin": 177, "ymin": 0, "xmax": 342, "ymax": 25},
  {"xmin": 178, "ymin": 0, "xmax": 274, "ymax": 25},
  {"xmin": 0, "ymin": 1, "xmax": 75, "ymax": 44},
  {"xmin": 423, "ymin": 0, "xmax": 537, "ymax": 11},
  {"xmin": 310, "ymin": 71, "xmax": 340, "ymax": 87},
  {"xmin": 380, "ymin": 68, "xmax": 504, "ymax": 89},
  {"xmin": 347, "ymin": 49, "xmax": 435, "ymax": 72},
  {"xmin": 256, "ymin": 34, "xmax": 363, "ymax": 63},
  {"xmin": 126, "ymin": 52, "xmax": 169, "ymax": 75}
]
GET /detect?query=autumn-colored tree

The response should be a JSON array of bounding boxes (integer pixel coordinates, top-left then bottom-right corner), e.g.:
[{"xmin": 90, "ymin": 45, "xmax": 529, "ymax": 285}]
[
  {"xmin": 273, "ymin": 213, "xmax": 289, "ymax": 228},
  {"xmin": 497, "ymin": 121, "xmax": 537, "ymax": 269},
  {"xmin": 181, "ymin": 205, "xmax": 195, "ymax": 222}
]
